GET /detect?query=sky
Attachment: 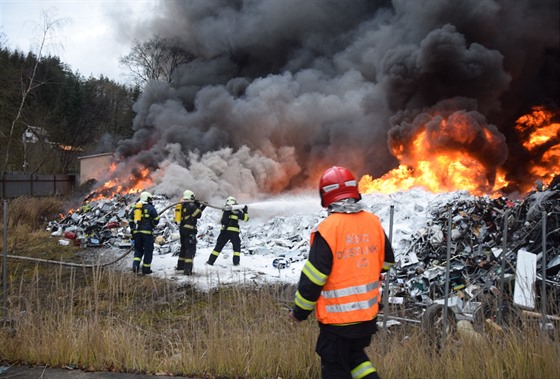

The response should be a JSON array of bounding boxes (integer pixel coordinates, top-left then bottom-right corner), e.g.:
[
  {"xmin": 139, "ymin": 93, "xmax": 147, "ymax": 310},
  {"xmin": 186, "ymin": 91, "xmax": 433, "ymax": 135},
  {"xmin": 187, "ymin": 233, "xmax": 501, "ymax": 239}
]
[{"xmin": 0, "ymin": 0, "xmax": 158, "ymax": 83}]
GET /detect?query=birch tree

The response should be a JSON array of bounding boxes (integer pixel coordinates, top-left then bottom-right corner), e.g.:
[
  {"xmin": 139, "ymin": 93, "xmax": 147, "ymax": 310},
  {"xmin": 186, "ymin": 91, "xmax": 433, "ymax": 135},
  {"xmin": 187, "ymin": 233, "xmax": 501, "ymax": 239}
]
[{"xmin": 1, "ymin": 9, "xmax": 69, "ymax": 176}]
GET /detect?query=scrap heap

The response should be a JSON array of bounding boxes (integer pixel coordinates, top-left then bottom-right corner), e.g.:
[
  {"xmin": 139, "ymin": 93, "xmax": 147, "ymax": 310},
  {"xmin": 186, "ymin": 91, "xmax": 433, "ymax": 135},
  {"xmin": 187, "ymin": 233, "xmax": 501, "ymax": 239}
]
[
  {"xmin": 47, "ymin": 183, "xmax": 560, "ymax": 319},
  {"xmin": 387, "ymin": 181, "xmax": 560, "ymax": 319}
]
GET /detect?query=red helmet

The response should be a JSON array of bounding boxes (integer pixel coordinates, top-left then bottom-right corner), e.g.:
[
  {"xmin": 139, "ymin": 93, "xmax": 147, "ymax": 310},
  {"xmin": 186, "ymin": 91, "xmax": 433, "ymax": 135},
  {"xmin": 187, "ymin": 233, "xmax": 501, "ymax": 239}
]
[{"xmin": 319, "ymin": 166, "xmax": 361, "ymax": 207}]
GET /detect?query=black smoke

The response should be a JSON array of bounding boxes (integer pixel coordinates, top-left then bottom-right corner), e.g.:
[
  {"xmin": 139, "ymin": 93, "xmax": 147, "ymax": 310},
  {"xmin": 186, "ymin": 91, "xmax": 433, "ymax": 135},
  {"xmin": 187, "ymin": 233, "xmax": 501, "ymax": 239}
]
[{"xmin": 114, "ymin": 0, "xmax": 559, "ymax": 201}]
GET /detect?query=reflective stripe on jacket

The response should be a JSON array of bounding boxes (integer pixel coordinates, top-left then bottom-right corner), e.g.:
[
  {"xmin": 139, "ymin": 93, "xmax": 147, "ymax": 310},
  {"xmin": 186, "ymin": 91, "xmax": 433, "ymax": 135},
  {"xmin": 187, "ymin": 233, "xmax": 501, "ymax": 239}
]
[
  {"xmin": 129, "ymin": 202, "xmax": 159, "ymax": 234},
  {"xmin": 221, "ymin": 209, "xmax": 248, "ymax": 232},
  {"xmin": 174, "ymin": 202, "xmax": 203, "ymax": 231},
  {"xmin": 314, "ymin": 211, "xmax": 385, "ymax": 324}
]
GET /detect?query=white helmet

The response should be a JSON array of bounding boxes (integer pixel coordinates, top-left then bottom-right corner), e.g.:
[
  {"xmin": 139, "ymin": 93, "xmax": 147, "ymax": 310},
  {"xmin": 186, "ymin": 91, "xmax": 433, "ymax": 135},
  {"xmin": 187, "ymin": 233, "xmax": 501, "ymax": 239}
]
[
  {"xmin": 183, "ymin": 190, "xmax": 195, "ymax": 200},
  {"xmin": 140, "ymin": 191, "xmax": 152, "ymax": 203},
  {"xmin": 225, "ymin": 196, "xmax": 237, "ymax": 206}
]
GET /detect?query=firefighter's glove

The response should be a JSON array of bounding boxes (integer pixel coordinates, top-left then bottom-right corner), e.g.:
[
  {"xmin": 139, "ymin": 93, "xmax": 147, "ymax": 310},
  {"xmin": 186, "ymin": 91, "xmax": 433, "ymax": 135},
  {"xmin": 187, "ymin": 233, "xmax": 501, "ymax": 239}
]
[
  {"xmin": 197, "ymin": 201, "xmax": 206, "ymax": 211},
  {"xmin": 288, "ymin": 310, "xmax": 303, "ymax": 323},
  {"xmin": 243, "ymin": 205, "xmax": 248, "ymax": 213}
]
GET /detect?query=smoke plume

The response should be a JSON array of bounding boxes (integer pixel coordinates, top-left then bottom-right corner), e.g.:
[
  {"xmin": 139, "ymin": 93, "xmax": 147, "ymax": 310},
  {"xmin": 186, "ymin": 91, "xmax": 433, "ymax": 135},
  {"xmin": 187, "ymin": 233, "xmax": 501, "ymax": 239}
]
[{"xmin": 114, "ymin": 0, "xmax": 559, "ymax": 201}]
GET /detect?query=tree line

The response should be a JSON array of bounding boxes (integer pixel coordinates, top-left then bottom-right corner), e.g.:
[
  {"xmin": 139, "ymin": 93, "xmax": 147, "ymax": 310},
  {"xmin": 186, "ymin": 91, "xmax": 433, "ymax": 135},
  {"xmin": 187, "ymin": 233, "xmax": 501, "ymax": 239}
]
[
  {"xmin": 0, "ymin": 6, "xmax": 195, "ymax": 178},
  {"xmin": 0, "ymin": 44, "xmax": 140, "ymax": 175}
]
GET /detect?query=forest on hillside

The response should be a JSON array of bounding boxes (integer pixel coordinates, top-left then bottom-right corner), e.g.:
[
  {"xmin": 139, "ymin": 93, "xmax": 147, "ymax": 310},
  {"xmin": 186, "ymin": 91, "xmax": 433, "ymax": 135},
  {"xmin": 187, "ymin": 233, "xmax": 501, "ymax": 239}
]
[{"xmin": 0, "ymin": 44, "xmax": 140, "ymax": 175}]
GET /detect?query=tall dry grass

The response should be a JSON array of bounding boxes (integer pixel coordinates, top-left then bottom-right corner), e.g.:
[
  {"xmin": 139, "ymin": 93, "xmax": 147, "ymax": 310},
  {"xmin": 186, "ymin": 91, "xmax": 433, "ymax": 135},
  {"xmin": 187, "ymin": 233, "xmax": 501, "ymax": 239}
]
[
  {"xmin": 1, "ymin": 264, "xmax": 559, "ymax": 378},
  {"xmin": 0, "ymin": 196, "xmax": 68, "ymax": 256},
  {"xmin": 1, "ymin": 265, "xmax": 319, "ymax": 377},
  {"xmin": 1, "ymin": 197, "xmax": 559, "ymax": 378}
]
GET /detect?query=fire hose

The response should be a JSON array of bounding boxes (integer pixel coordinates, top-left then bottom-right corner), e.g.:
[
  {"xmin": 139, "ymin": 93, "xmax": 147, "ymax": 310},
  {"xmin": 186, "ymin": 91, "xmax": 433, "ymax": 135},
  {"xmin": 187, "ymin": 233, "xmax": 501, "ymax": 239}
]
[{"xmin": 5, "ymin": 200, "xmax": 247, "ymax": 268}]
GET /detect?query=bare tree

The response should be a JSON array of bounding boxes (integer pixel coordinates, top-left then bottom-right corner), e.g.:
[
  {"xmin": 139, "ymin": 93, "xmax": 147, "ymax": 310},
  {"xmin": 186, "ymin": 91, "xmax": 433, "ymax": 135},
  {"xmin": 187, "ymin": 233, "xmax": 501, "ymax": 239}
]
[
  {"xmin": 1, "ymin": 8, "xmax": 69, "ymax": 177},
  {"xmin": 0, "ymin": 31, "xmax": 7, "ymax": 48},
  {"xmin": 120, "ymin": 35, "xmax": 195, "ymax": 85}
]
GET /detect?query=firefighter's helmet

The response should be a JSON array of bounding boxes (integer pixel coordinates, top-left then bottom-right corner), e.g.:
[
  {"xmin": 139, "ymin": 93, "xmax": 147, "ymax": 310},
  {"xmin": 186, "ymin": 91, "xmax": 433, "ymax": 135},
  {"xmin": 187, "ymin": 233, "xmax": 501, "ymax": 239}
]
[
  {"xmin": 183, "ymin": 190, "xmax": 195, "ymax": 200},
  {"xmin": 140, "ymin": 191, "xmax": 153, "ymax": 203},
  {"xmin": 225, "ymin": 196, "xmax": 237, "ymax": 206},
  {"xmin": 319, "ymin": 166, "xmax": 361, "ymax": 207}
]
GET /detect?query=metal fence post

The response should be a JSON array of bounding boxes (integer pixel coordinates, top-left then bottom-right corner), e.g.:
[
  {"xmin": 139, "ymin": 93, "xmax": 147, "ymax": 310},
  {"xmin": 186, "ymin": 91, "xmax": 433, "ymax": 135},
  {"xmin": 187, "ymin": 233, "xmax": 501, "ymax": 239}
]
[
  {"xmin": 2, "ymin": 199, "xmax": 8, "ymax": 322},
  {"xmin": 442, "ymin": 211, "xmax": 452, "ymax": 347},
  {"xmin": 498, "ymin": 210, "xmax": 509, "ymax": 325},
  {"xmin": 382, "ymin": 205, "xmax": 395, "ymax": 342},
  {"xmin": 541, "ymin": 210, "xmax": 547, "ymax": 330}
]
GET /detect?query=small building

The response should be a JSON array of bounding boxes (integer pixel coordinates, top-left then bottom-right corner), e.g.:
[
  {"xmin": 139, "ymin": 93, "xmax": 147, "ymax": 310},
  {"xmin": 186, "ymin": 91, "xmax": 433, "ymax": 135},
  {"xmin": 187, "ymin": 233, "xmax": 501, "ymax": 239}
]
[{"xmin": 77, "ymin": 153, "xmax": 115, "ymax": 185}]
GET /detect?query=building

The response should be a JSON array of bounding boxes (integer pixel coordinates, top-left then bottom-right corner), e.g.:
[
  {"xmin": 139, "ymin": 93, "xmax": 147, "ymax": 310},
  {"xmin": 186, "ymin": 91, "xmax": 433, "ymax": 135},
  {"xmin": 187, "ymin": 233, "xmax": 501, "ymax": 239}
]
[{"xmin": 77, "ymin": 153, "xmax": 115, "ymax": 185}]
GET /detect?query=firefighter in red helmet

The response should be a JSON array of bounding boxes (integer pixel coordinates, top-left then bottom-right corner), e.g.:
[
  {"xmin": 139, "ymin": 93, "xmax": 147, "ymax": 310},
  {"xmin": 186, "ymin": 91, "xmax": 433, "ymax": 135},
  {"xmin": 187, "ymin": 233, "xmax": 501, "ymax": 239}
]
[{"xmin": 291, "ymin": 166, "xmax": 395, "ymax": 379}]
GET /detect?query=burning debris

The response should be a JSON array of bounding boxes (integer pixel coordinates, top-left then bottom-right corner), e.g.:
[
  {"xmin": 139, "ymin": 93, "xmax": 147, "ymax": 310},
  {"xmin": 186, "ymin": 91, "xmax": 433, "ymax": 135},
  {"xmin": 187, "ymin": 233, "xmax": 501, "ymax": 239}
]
[
  {"xmin": 49, "ymin": 194, "xmax": 136, "ymax": 248},
  {"xmin": 47, "ymin": 178, "xmax": 560, "ymax": 327}
]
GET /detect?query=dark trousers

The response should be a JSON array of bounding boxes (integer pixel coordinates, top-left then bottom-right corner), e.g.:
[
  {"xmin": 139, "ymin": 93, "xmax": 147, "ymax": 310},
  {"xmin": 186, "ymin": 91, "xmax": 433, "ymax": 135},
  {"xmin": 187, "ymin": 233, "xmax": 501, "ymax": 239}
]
[
  {"xmin": 207, "ymin": 230, "xmax": 241, "ymax": 265},
  {"xmin": 177, "ymin": 229, "xmax": 196, "ymax": 274},
  {"xmin": 316, "ymin": 330, "xmax": 380, "ymax": 379},
  {"xmin": 133, "ymin": 232, "xmax": 154, "ymax": 273}
]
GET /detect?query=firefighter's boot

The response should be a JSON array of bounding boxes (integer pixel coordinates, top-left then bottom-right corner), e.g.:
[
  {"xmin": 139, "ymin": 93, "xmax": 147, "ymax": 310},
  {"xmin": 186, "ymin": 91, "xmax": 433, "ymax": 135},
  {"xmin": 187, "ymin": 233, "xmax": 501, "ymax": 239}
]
[
  {"xmin": 184, "ymin": 262, "xmax": 193, "ymax": 276},
  {"xmin": 206, "ymin": 251, "xmax": 219, "ymax": 266},
  {"xmin": 233, "ymin": 252, "xmax": 240, "ymax": 266},
  {"xmin": 175, "ymin": 258, "xmax": 185, "ymax": 271}
]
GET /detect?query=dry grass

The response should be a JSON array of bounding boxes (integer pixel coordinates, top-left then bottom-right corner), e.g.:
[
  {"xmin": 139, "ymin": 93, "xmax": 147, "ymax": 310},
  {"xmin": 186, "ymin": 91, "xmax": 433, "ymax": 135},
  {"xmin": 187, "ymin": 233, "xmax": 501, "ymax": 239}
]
[
  {"xmin": 1, "ymin": 267, "xmax": 319, "ymax": 378},
  {"xmin": 2, "ymin": 263, "xmax": 559, "ymax": 379},
  {"xmin": 0, "ymin": 196, "xmax": 70, "ymax": 256},
  {"xmin": 1, "ymin": 197, "xmax": 559, "ymax": 378}
]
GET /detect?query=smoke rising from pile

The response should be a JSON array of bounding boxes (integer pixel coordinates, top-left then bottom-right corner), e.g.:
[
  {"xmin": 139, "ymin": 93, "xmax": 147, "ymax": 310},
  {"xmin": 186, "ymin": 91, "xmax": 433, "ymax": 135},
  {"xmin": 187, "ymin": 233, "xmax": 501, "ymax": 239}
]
[{"xmin": 115, "ymin": 0, "xmax": 559, "ymax": 201}]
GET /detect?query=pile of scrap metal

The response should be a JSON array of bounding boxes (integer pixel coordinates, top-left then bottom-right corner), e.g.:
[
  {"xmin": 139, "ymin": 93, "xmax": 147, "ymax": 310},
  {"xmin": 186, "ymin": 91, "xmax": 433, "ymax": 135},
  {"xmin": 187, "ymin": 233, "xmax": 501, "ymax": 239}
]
[
  {"xmin": 48, "ymin": 193, "xmax": 142, "ymax": 248},
  {"xmin": 45, "ymin": 181, "xmax": 559, "ymax": 329},
  {"xmin": 387, "ymin": 182, "xmax": 560, "ymax": 330},
  {"xmin": 46, "ymin": 193, "xmax": 314, "ymax": 262}
]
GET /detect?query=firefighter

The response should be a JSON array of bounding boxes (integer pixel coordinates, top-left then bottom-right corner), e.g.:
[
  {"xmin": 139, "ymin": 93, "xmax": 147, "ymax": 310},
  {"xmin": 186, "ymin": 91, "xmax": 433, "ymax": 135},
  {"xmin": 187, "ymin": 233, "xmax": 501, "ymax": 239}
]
[
  {"xmin": 174, "ymin": 190, "xmax": 206, "ymax": 275},
  {"xmin": 129, "ymin": 191, "xmax": 160, "ymax": 274},
  {"xmin": 206, "ymin": 196, "xmax": 248, "ymax": 266},
  {"xmin": 290, "ymin": 166, "xmax": 395, "ymax": 379}
]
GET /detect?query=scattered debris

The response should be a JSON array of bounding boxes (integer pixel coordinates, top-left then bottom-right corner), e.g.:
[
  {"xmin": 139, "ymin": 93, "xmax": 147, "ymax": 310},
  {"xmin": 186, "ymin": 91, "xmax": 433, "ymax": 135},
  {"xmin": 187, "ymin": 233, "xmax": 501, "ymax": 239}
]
[
  {"xmin": 45, "ymin": 183, "xmax": 560, "ymax": 327},
  {"xmin": 385, "ymin": 184, "xmax": 560, "ymax": 326}
]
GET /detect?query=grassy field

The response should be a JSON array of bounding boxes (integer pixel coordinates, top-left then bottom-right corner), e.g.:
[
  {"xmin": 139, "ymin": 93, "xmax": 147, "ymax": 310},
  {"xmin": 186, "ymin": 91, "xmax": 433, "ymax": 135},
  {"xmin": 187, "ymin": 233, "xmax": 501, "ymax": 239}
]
[{"xmin": 1, "ymin": 197, "xmax": 559, "ymax": 378}]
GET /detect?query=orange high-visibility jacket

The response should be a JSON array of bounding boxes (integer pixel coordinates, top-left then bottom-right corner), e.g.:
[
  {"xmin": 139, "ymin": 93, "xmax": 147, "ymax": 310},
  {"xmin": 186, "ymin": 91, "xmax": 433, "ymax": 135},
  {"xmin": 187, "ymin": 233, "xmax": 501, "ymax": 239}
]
[{"xmin": 313, "ymin": 211, "xmax": 385, "ymax": 324}]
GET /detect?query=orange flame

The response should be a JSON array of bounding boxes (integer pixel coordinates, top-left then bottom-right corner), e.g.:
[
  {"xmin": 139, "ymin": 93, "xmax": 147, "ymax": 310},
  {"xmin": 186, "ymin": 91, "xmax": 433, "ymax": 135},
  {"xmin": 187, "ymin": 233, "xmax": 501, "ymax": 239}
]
[
  {"xmin": 359, "ymin": 105, "xmax": 559, "ymax": 197},
  {"xmin": 359, "ymin": 110, "xmax": 508, "ymax": 196},
  {"xmin": 514, "ymin": 106, "xmax": 560, "ymax": 186},
  {"xmin": 86, "ymin": 163, "xmax": 154, "ymax": 202}
]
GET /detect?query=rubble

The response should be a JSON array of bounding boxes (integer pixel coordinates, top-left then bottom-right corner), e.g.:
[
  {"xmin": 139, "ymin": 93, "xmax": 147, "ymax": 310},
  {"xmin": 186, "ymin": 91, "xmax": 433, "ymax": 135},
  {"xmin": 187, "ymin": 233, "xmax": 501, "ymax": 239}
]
[
  {"xmin": 46, "ymin": 184, "xmax": 560, "ymax": 324},
  {"xmin": 386, "ymin": 184, "xmax": 560, "ymax": 324}
]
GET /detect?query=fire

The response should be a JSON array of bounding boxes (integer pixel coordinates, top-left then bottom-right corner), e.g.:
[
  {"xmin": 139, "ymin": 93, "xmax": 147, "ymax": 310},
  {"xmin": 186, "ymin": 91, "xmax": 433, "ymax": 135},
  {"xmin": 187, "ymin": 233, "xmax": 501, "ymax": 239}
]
[
  {"xmin": 359, "ymin": 157, "xmax": 498, "ymax": 195},
  {"xmin": 360, "ymin": 105, "xmax": 559, "ymax": 196},
  {"xmin": 359, "ymin": 109, "xmax": 507, "ymax": 196},
  {"xmin": 85, "ymin": 162, "xmax": 154, "ymax": 202},
  {"xmin": 514, "ymin": 106, "xmax": 560, "ymax": 185}
]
